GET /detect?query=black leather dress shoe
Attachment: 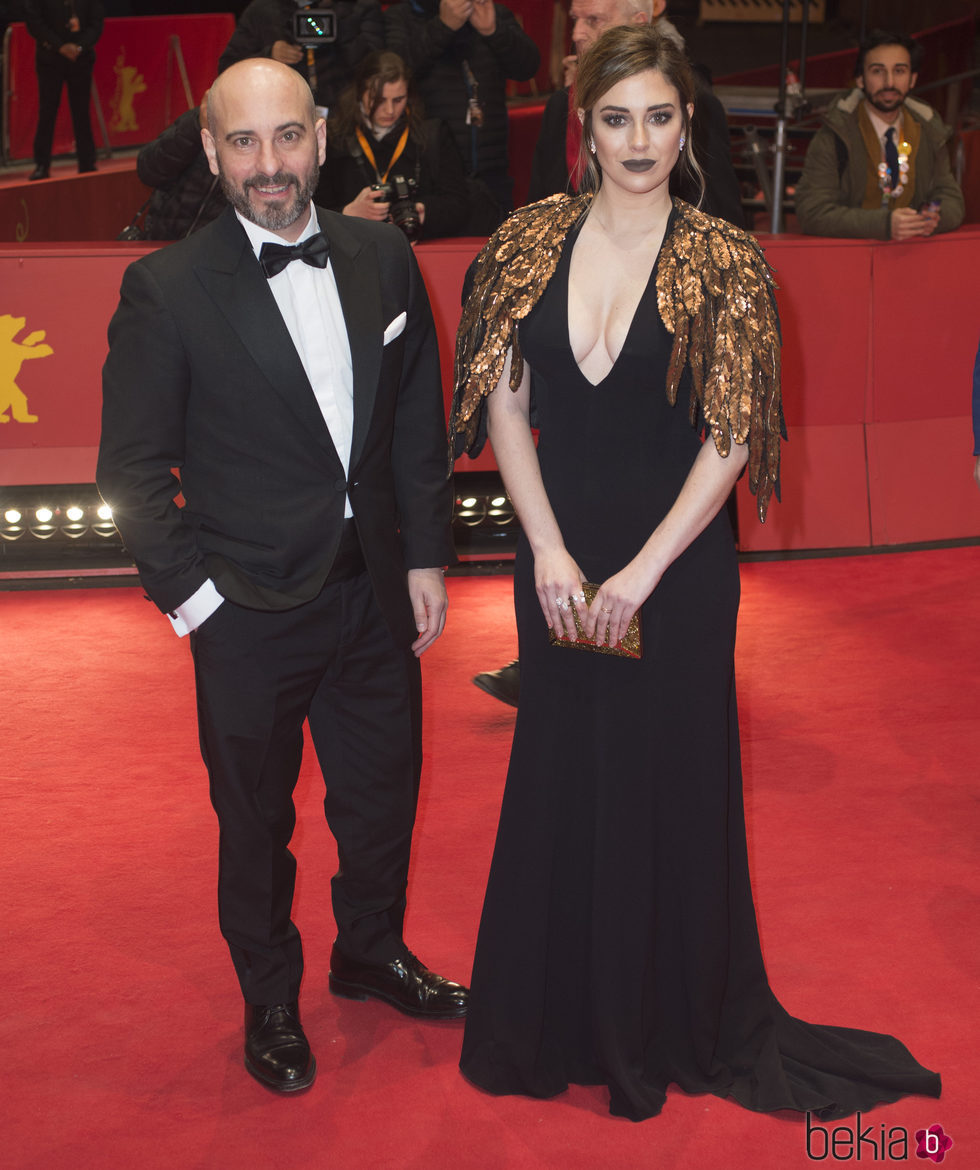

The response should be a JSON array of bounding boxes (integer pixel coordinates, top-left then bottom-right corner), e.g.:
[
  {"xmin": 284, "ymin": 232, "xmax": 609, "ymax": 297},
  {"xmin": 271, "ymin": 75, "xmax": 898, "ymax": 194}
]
[
  {"xmin": 243, "ymin": 1001, "xmax": 316, "ymax": 1093},
  {"xmin": 28, "ymin": 166, "xmax": 49, "ymax": 181},
  {"xmin": 77, "ymin": 163, "xmax": 97, "ymax": 174},
  {"xmin": 329, "ymin": 943, "xmax": 468, "ymax": 1019},
  {"xmin": 472, "ymin": 659, "xmax": 520, "ymax": 707}
]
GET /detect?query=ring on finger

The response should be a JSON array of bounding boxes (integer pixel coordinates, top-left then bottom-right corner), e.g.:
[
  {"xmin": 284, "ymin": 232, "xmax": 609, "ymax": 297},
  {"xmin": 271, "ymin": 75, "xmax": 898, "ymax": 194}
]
[
  {"xmin": 600, "ymin": 605, "xmax": 612, "ymax": 614},
  {"xmin": 555, "ymin": 596, "xmax": 568, "ymax": 609},
  {"xmin": 572, "ymin": 591, "xmax": 585, "ymax": 604}
]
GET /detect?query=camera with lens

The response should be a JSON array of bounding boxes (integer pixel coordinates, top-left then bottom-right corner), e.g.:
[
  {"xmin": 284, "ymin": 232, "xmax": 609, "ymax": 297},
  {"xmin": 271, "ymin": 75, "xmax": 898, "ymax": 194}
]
[
  {"xmin": 292, "ymin": 7, "xmax": 337, "ymax": 45},
  {"xmin": 372, "ymin": 175, "xmax": 421, "ymax": 241}
]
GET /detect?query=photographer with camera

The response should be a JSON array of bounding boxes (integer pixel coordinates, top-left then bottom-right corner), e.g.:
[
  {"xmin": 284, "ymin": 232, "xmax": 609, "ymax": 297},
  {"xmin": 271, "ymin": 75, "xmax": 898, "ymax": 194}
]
[
  {"xmin": 385, "ymin": 0, "xmax": 539, "ymax": 231},
  {"xmin": 218, "ymin": 0, "xmax": 383, "ymax": 113},
  {"xmin": 315, "ymin": 51, "xmax": 469, "ymax": 240}
]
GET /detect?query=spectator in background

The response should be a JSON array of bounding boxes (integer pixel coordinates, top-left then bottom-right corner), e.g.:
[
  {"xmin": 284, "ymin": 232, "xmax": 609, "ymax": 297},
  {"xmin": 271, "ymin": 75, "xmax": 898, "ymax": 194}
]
[
  {"xmin": 384, "ymin": 0, "xmax": 539, "ymax": 232},
  {"xmin": 795, "ymin": 30, "xmax": 964, "ymax": 239},
  {"xmin": 24, "ymin": 0, "xmax": 103, "ymax": 180},
  {"xmin": 526, "ymin": 0, "xmax": 744, "ymax": 227},
  {"xmin": 218, "ymin": 0, "xmax": 383, "ymax": 113},
  {"xmin": 137, "ymin": 100, "xmax": 227, "ymax": 241},
  {"xmin": 315, "ymin": 50, "xmax": 469, "ymax": 238}
]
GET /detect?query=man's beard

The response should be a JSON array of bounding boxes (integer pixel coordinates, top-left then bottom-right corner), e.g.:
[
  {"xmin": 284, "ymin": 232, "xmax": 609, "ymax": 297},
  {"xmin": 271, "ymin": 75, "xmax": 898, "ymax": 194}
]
[
  {"xmin": 867, "ymin": 87, "xmax": 905, "ymax": 114},
  {"xmin": 219, "ymin": 159, "xmax": 320, "ymax": 232}
]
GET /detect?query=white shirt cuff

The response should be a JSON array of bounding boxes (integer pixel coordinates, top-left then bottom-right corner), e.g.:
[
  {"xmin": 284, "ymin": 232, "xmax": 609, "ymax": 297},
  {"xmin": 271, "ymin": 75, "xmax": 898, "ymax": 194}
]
[{"xmin": 167, "ymin": 578, "xmax": 224, "ymax": 637}]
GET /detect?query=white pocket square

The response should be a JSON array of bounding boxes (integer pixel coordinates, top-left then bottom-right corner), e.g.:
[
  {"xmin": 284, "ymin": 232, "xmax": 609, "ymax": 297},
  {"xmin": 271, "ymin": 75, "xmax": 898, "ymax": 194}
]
[{"xmin": 383, "ymin": 312, "xmax": 407, "ymax": 345}]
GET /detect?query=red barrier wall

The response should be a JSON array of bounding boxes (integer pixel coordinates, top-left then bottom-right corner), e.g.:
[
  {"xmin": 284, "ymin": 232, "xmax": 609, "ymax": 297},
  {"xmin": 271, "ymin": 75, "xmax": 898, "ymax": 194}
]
[
  {"xmin": 2, "ymin": 229, "xmax": 978, "ymax": 549},
  {"xmin": 4, "ymin": 15, "xmax": 234, "ymax": 163}
]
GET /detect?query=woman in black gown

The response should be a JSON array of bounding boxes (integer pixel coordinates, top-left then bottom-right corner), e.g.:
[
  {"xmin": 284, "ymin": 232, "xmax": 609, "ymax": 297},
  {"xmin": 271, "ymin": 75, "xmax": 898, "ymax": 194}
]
[{"xmin": 450, "ymin": 25, "xmax": 940, "ymax": 1122}]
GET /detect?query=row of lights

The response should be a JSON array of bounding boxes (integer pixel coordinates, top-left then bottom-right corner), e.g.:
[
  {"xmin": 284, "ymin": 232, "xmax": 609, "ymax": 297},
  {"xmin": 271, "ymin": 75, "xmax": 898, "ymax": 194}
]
[
  {"xmin": 1, "ymin": 490, "xmax": 119, "ymax": 544},
  {"xmin": 3, "ymin": 495, "xmax": 512, "ymax": 537},
  {"xmin": 0, "ymin": 481, "xmax": 516, "ymax": 564}
]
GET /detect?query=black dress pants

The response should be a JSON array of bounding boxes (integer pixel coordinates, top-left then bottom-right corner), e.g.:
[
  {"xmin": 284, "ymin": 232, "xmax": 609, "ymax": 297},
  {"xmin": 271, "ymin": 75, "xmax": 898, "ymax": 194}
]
[
  {"xmin": 33, "ymin": 48, "xmax": 97, "ymax": 170},
  {"xmin": 190, "ymin": 568, "xmax": 422, "ymax": 1005}
]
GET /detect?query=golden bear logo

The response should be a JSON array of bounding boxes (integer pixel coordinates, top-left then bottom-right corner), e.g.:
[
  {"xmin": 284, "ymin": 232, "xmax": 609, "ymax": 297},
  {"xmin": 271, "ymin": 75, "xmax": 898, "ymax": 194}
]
[
  {"xmin": 0, "ymin": 314, "xmax": 53, "ymax": 423},
  {"xmin": 109, "ymin": 48, "xmax": 148, "ymax": 134}
]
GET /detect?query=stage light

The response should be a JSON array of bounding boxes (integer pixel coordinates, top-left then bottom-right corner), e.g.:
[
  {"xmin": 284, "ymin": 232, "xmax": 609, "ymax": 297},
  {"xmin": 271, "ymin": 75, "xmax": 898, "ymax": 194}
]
[
  {"xmin": 1, "ymin": 507, "xmax": 26, "ymax": 540},
  {"xmin": 455, "ymin": 496, "xmax": 487, "ymax": 527},
  {"xmin": 92, "ymin": 502, "xmax": 118, "ymax": 536},
  {"xmin": 35, "ymin": 506, "xmax": 54, "ymax": 523},
  {"xmin": 66, "ymin": 506, "xmax": 84, "ymax": 522},
  {"xmin": 490, "ymin": 496, "xmax": 507, "ymax": 507},
  {"xmin": 488, "ymin": 500, "xmax": 516, "ymax": 526}
]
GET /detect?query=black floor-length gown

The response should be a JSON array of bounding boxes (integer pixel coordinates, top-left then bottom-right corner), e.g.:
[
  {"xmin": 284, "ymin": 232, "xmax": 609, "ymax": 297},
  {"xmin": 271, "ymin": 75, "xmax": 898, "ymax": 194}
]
[{"xmin": 459, "ymin": 217, "xmax": 940, "ymax": 1122}]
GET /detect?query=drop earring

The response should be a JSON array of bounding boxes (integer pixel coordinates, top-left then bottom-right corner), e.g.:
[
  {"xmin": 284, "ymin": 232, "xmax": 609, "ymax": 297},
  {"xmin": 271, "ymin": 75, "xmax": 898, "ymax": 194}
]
[
  {"xmin": 588, "ymin": 137, "xmax": 596, "ymax": 154},
  {"xmin": 679, "ymin": 135, "xmax": 686, "ymax": 150}
]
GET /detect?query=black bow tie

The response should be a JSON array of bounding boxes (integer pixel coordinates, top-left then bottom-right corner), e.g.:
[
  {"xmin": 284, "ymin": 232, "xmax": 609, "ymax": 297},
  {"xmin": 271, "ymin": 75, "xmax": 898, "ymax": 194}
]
[{"xmin": 259, "ymin": 232, "xmax": 330, "ymax": 279}]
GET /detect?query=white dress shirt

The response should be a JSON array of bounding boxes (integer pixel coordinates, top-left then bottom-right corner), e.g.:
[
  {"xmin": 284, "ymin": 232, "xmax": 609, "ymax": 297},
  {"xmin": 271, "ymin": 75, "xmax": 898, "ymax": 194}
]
[{"xmin": 169, "ymin": 203, "xmax": 354, "ymax": 636}]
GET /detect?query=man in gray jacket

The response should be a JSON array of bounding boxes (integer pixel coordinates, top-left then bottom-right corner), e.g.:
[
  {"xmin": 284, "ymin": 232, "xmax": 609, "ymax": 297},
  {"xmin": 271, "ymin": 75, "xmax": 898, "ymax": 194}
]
[{"xmin": 795, "ymin": 30, "xmax": 963, "ymax": 240}]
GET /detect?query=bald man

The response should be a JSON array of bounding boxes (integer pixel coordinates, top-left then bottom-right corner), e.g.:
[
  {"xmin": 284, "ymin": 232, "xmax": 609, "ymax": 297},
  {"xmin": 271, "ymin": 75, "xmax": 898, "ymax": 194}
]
[{"xmin": 98, "ymin": 59, "xmax": 465, "ymax": 1095}]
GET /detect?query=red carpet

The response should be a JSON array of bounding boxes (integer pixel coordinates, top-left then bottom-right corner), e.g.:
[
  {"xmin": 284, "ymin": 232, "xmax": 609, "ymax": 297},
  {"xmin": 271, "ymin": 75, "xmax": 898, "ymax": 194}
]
[{"xmin": 3, "ymin": 548, "xmax": 976, "ymax": 1169}]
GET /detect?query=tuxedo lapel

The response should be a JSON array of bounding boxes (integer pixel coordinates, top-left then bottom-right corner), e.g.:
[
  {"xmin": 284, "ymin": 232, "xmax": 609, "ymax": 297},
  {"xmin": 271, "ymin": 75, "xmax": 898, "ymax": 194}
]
[
  {"xmin": 194, "ymin": 209, "xmax": 345, "ymax": 467},
  {"xmin": 317, "ymin": 209, "xmax": 383, "ymax": 469}
]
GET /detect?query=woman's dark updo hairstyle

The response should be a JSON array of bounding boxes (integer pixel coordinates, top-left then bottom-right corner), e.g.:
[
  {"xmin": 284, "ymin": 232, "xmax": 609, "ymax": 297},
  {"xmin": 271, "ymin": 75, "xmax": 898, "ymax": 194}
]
[
  {"xmin": 576, "ymin": 23, "xmax": 704, "ymax": 206},
  {"xmin": 327, "ymin": 51, "xmax": 423, "ymax": 148}
]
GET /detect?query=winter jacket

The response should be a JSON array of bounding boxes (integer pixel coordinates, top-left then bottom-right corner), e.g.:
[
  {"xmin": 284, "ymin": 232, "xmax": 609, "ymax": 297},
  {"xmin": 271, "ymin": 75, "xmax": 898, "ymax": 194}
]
[{"xmin": 794, "ymin": 88, "xmax": 964, "ymax": 238}]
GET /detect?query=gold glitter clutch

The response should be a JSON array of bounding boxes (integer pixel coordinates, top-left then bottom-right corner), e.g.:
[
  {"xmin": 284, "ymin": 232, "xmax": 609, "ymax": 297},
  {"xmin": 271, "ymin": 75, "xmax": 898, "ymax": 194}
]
[{"xmin": 548, "ymin": 583, "xmax": 642, "ymax": 659}]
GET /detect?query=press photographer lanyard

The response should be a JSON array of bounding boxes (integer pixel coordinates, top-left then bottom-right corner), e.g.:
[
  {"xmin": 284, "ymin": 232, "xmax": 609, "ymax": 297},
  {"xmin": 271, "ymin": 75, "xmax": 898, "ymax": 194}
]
[{"xmin": 355, "ymin": 124, "xmax": 410, "ymax": 183}]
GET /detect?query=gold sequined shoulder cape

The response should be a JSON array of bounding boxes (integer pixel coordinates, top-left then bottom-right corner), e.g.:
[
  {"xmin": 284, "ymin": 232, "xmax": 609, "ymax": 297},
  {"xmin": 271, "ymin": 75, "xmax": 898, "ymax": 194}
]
[{"xmin": 449, "ymin": 193, "xmax": 785, "ymax": 521}]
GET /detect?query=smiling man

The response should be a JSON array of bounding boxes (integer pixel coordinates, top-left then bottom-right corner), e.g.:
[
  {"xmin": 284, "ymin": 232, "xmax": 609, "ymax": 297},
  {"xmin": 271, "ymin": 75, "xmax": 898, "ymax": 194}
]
[
  {"xmin": 795, "ymin": 29, "xmax": 964, "ymax": 239},
  {"xmin": 98, "ymin": 58, "xmax": 466, "ymax": 1095}
]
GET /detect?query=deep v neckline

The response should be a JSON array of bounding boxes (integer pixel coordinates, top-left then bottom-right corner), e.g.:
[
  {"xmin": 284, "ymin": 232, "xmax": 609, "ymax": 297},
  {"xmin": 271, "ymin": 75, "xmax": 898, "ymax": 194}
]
[{"xmin": 565, "ymin": 219, "xmax": 667, "ymax": 390}]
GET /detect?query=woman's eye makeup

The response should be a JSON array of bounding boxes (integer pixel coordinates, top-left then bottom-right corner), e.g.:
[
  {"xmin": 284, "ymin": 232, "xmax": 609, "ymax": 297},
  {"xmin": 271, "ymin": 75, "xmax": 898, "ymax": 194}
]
[{"xmin": 599, "ymin": 109, "xmax": 675, "ymax": 128}]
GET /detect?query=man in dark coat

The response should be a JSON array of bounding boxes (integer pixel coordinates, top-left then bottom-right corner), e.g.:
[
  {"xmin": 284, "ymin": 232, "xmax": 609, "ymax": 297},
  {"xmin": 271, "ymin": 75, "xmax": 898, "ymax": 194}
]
[
  {"xmin": 23, "ymin": 0, "xmax": 103, "ymax": 179},
  {"xmin": 384, "ymin": 0, "xmax": 539, "ymax": 223},
  {"xmin": 98, "ymin": 58, "xmax": 465, "ymax": 1095},
  {"xmin": 218, "ymin": 0, "xmax": 383, "ymax": 112}
]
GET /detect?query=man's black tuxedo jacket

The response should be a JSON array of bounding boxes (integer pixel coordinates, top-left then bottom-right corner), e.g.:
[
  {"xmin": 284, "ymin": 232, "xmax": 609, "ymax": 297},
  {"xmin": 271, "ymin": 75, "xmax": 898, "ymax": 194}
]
[{"xmin": 98, "ymin": 205, "xmax": 455, "ymax": 646}]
